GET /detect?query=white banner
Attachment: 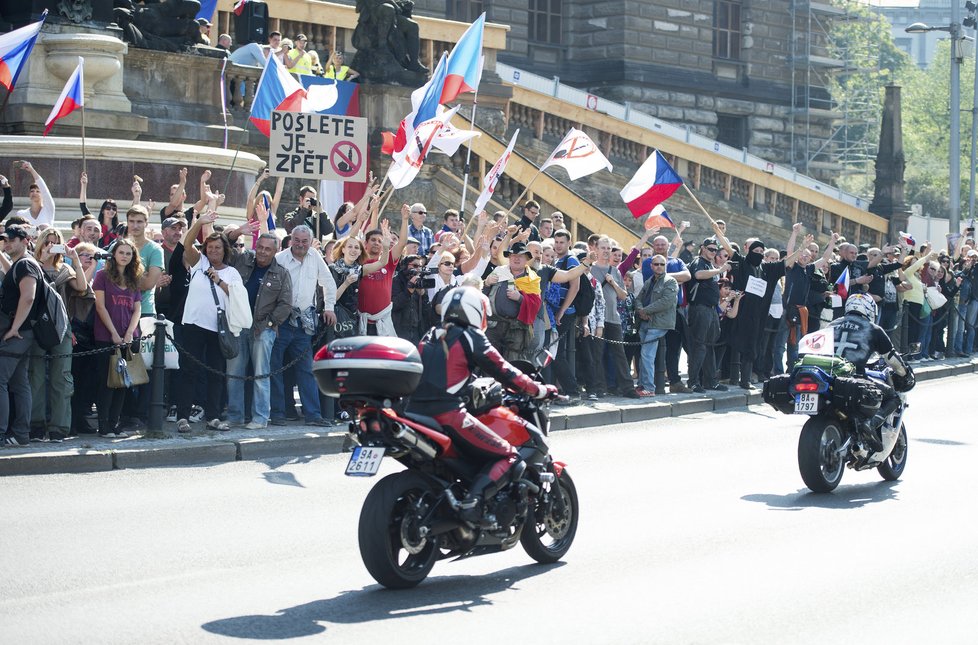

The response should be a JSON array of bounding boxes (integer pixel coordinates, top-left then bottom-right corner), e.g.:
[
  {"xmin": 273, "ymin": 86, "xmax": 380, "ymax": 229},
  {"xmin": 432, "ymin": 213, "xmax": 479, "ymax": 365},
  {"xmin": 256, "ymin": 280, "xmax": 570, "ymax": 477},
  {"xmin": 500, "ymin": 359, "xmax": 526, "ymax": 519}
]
[{"xmin": 269, "ymin": 111, "xmax": 368, "ymax": 182}]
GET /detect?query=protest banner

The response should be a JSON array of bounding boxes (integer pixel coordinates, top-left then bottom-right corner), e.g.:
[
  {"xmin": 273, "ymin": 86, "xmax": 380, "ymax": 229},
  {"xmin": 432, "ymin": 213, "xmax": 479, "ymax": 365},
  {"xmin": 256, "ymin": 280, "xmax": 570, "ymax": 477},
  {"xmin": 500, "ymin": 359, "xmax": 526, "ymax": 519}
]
[{"xmin": 269, "ymin": 110, "xmax": 368, "ymax": 182}]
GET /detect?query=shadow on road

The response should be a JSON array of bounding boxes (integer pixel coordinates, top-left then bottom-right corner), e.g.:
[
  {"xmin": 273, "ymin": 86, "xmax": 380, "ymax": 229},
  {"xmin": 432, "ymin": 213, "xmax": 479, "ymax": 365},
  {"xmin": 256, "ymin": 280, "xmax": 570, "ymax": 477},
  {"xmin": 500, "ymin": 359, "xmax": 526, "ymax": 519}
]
[
  {"xmin": 201, "ymin": 561, "xmax": 564, "ymax": 639},
  {"xmin": 914, "ymin": 438, "xmax": 968, "ymax": 446},
  {"xmin": 741, "ymin": 480, "xmax": 900, "ymax": 511}
]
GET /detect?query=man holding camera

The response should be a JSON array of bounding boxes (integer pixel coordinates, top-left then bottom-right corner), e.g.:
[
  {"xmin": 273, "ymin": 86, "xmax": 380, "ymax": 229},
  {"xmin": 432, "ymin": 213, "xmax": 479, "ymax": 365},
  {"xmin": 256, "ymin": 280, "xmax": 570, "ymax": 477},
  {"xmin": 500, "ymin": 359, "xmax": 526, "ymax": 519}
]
[{"xmin": 284, "ymin": 186, "xmax": 333, "ymax": 238}]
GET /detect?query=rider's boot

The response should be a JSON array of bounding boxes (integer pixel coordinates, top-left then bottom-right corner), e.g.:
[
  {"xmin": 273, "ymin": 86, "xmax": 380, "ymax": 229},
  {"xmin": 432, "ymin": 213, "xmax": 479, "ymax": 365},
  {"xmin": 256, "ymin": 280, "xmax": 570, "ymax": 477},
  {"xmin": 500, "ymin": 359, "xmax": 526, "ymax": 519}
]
[{"xmin": 459, "ymin": 474, "xmax": 499, "ymax": 527}]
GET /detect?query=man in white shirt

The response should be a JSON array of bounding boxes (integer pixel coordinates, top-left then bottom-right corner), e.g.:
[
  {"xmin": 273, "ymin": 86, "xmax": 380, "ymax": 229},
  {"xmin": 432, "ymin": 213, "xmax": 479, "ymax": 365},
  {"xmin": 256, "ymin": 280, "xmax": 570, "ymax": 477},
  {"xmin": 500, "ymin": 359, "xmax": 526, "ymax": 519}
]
[{"xmin": 270, "ymin": 225, "xmax": 336, "ymax": 426}]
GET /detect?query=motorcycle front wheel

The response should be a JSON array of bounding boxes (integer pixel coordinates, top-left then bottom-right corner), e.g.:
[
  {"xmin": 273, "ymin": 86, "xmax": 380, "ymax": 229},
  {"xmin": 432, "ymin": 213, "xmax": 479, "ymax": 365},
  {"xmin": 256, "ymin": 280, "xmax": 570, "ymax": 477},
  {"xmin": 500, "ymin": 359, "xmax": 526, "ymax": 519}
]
[
  {"xmin": 520, "ymin": 469, "xmax": 579, "ymax": 564},
  {"xmin": 877, "ymin": 423, "xmax": 908, "ymax": 481},
  {"xmin": 358, "ymin": 471, "xmax": 440, "ymax": 589},
  {"xmin": 798, "ymin": 417, "xmax": 846, "ymax": 493}
]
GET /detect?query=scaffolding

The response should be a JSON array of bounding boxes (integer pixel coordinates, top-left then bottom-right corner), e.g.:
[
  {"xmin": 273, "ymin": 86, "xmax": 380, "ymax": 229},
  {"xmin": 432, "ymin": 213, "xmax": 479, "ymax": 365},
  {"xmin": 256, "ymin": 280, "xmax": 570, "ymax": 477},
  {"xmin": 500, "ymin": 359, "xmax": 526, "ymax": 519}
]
[{"xmin": 790, "ymin": 0, "xmax": 884, "ymax": 192}]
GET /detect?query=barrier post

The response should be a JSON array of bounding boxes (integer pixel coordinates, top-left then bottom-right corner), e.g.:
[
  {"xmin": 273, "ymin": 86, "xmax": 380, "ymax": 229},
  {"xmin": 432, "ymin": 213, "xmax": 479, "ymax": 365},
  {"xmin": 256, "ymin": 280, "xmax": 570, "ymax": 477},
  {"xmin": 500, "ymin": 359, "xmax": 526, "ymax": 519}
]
[{"xmin": 148, "ymin": 315, "xmax": 168, "ymax": 433}]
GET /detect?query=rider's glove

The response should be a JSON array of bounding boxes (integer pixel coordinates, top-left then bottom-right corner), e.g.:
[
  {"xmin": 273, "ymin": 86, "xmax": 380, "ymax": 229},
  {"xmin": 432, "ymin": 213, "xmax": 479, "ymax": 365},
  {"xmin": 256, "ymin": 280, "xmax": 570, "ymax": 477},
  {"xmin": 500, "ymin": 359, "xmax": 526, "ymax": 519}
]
[{"xmin": 534, "ymin": 383, "xmax": 559, "ymax": 400}]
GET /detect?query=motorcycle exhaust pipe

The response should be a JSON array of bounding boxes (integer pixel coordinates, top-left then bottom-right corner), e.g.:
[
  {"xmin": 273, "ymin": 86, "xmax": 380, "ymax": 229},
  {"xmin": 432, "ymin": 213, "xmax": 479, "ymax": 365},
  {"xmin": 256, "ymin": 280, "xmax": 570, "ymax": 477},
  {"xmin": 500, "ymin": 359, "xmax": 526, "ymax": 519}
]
[{"xmin": 394, "ymin": 426, "xmax": 439, "ymax": 460}]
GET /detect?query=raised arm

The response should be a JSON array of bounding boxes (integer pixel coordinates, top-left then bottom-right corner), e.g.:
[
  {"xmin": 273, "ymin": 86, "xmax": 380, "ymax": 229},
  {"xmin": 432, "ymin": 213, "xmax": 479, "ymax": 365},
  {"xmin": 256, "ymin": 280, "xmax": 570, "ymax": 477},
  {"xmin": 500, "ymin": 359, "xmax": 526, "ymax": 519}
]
[
  {"xmin": 164, "ymin": 167, "xmax": 188, "ymax": 217},
  {"xmin": 711, "ymin": 219, "xmax": 734, "ymax": 258},
  {"xmin": 814, "ymin": 231, "xmax": 839, "ymax": 271},
  {"xmin": 391, "ymin": 203, "xmax": 410, "ymax": 261},
  {"xmin": 361, "ymin": 220, "xmax": 393, "ymax": 275},
  {"xmin": 182, "ymin": 210, "xmax": 216, "ymax": 268},
  {"xmin": 785, "ymin": 222, "xmax": 802, "ymax": 268}
]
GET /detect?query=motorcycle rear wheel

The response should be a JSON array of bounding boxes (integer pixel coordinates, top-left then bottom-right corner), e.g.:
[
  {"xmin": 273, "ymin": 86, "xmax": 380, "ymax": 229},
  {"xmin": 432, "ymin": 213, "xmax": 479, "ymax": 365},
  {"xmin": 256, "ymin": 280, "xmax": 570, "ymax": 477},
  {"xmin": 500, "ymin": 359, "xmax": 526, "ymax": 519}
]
[
  {"xmin": 798, "ymin": 417, "xmax": 846, "ymax": 493},
  {"xmin": 520, "ymin": 470, "xmax": 579, "ymax": 564},
  {"xmin": 358, "ymin": 471, "xmax": 439, "ymax": 589},
  {"xmin": 877, "ymin": 423, "xmax": 908, "ymax": 481}
]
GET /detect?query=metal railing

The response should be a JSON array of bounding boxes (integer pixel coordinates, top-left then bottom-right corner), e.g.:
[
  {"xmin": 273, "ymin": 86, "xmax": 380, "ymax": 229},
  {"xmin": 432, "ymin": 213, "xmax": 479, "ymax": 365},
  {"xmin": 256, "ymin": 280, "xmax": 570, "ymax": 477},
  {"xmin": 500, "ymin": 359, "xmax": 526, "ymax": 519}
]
[{"xmin": 497, "ymin": 62, "xmax": 868, "ymax": 210}]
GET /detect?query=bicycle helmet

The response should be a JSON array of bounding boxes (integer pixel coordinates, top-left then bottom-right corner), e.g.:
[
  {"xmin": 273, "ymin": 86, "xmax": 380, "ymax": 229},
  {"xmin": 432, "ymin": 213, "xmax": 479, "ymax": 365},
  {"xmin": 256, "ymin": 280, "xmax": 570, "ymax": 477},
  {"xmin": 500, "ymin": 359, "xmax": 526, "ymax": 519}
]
[
  {"xmin": 844, "ymin": 292, "xmax": 877, "ymax": 320},
  {"xmin": 441, "ymin": 286, "xmax": 491, "ymax": 330}
]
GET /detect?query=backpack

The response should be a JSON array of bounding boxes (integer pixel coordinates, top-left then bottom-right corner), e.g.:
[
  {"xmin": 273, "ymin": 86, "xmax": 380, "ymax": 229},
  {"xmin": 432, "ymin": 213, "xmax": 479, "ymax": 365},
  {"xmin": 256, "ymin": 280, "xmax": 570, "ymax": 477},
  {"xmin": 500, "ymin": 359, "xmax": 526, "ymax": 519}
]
[
  {"xmin": 30, "ymin": 263, "xmax": 70, "ymax": 351},
  {"xmin": 557, "ymin": 255, "xmax": 594, "ymax": 318}
]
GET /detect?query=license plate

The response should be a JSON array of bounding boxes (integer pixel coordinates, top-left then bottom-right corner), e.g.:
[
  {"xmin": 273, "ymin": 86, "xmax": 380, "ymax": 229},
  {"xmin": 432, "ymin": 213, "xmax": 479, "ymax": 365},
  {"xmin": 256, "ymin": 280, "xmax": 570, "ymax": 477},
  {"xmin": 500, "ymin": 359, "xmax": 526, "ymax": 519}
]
[
  {"xmin": 345, "ymin": 446, "xmax": 386, "ymax": 477},
  {"xmin": 794, "ymin": 392, "xmax": 819, "ymax": 415}
]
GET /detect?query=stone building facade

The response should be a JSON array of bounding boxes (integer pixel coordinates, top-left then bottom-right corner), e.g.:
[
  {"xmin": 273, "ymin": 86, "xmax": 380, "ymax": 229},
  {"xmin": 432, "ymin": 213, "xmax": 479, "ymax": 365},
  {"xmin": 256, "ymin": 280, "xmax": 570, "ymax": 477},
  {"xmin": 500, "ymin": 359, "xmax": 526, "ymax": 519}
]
[{"xmin": 393, "ymin": 0, "xmax": 838, "ymax": 181}]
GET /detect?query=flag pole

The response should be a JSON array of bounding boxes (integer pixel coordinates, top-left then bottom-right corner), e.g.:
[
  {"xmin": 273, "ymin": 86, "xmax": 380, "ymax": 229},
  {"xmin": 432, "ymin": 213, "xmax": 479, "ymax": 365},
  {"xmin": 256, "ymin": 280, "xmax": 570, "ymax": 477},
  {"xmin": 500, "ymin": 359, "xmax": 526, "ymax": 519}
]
[
  {"xmin": 458, "ymin": 90, "xmax": 479, "ymax": 215},
  {"xmin": 502, "ymin": 167, "xmax": 545, "ymax": 220},
  {"xmin": 80, "ymin": 102, "xmax": 86, "ymax": 175},
  {"xmin": 682, "ymin": 183, "xmax": 717, "ymax": 226}
]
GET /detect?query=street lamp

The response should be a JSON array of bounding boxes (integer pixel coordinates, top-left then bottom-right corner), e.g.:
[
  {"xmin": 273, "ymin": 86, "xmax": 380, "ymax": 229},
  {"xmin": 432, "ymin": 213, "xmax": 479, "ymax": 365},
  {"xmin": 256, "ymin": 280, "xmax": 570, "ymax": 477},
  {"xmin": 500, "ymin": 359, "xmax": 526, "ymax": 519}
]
[{"xmin": 906, "ymin": 4, "xmax": 963, "ymax": 235}]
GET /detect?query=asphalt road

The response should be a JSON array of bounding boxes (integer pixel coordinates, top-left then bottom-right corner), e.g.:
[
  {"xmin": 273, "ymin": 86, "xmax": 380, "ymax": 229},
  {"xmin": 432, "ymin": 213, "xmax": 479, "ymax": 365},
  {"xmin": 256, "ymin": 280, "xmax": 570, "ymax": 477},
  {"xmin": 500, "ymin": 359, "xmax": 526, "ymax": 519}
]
[{"xmin": 2, "ymin": 374, "xmax": 976, "ymax": 644}]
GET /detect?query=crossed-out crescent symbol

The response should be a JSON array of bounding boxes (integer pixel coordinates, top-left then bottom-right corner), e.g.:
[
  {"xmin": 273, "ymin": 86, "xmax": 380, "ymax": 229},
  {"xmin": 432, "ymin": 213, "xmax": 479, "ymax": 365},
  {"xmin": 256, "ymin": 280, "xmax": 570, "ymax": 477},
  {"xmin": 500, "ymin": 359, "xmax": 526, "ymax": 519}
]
[{"xmin": 552, "ymin": 136, "xmax": 596, "ymax": 161}]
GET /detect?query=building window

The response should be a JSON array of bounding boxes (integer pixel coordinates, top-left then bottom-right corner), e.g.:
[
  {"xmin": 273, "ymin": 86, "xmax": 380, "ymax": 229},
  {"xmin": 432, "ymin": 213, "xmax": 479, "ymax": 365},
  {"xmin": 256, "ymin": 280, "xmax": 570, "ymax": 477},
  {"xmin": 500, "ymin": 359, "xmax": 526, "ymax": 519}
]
[
  {"xmin": 529, "ymin": 0, "xmax": 562, "ymax": 45},
  {"xmin": 716, "ymin": 114, "xmax": 747, "ymax": 149},
  {"xmin": 714, "ymin": 0, "xmax": 742, "ymax": 60},
  {"xmin": 448, "ymin": 0, "xmax": 484, "ymax": 23}
]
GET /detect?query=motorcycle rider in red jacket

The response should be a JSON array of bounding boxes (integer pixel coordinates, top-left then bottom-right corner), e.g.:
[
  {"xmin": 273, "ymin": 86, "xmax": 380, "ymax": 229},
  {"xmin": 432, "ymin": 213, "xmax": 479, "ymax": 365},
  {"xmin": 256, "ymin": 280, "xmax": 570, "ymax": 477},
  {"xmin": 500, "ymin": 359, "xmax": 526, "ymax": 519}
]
[{"xmin": 407, "ymin": 284, "xmax": 557, "ymax": 524}]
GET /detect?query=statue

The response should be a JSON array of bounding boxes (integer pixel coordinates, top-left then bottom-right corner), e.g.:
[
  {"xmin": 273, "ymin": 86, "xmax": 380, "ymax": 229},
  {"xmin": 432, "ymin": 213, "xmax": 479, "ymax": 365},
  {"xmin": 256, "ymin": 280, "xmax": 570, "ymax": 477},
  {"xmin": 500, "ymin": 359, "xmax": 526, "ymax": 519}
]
[
  {"xmin": 57, "ymin": 0, "xmax": 94, "ymax": 23},
  {"xmin": 113, "ymin": 0, "xmax": 205, "ymax": 52},
  {"xmin": 351, "ymin": 0, "xmax": 429, "ymax": 85}
]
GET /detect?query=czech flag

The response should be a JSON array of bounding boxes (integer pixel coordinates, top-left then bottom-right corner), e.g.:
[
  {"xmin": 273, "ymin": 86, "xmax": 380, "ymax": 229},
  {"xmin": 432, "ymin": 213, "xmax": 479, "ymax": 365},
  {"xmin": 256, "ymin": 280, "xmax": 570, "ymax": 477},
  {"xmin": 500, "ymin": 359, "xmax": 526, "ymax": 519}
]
[
  {"xmin": 619, "ymin": 150, "xmax": 684, "ymax": 218},
  {"xmin": 644, "ymin": 204, "xmax": 675, "ymax": 230},
  {"xmin": 43, "ymin": 57, "xmax": 83, "ymax": 136},
  {"xmin": 0, "ymin": 11, "xmax": 47, "ymax": 92},
  {"xmin": 835, "ymin": 266, "xmax": 850, "ymax": 301},
  {"xmin": 389, "ymin": 52, "xmax": 448, "ymax": 158},
  {"xmin": 441, "ymin": 13, "xmax": 485, "ymax": 104},
  {"xmin": 249, "ymin": 52, "xmax": 306, "ymax": 137}
]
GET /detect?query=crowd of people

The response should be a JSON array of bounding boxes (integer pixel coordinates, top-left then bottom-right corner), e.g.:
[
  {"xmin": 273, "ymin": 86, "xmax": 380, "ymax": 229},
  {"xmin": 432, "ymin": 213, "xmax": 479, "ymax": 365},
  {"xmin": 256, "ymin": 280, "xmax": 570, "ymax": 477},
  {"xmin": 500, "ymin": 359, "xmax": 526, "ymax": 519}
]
[{"xmin": 0, "ymin": 160, "xmax": 972, "ymax": 447}]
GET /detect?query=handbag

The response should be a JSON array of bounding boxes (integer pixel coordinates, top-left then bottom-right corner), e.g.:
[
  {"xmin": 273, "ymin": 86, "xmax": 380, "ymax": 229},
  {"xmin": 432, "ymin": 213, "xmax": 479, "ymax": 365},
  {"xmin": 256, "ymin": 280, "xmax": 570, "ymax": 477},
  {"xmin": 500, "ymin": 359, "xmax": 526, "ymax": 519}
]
[
  {"xmin": 210, "ymin": 277, "xmax": 239, "ymax": 359},
  {"xmin": 107, "ymin": 346, "xmax": 149, "ymax": 389},
  {"xmin": 924, "ymin": 285, "xmax": 947, "ymax": 310}
]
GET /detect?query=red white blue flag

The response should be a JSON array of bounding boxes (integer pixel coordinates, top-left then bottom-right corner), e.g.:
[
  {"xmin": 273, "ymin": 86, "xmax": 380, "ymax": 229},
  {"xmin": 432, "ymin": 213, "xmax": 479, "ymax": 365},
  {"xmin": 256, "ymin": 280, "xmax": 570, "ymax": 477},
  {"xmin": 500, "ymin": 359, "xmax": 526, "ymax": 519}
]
[
  {"xmin": 835, "ymin": 266, "xmax": 850, "ymax": 300},
  {"xmin": 43, "ymin": 57, "xmax": 83, "ymax": 136},
  {"xmin": 0, "ymin": 11, "xmax": 47, "ymax": 92},
  {"xmin": 249, "ymin": 52, "xmax": 306, "ymax": 136},
  {"xmin": 620, "ymin": 150, "xmax": 684, "ymax": 218},
  {"xmin": 441, "ymin": 13, "xmax": 485, "ymax": 104},
  {"xmin": 233, "ymin": 0, "xmax": 250, "ymax": 16}
]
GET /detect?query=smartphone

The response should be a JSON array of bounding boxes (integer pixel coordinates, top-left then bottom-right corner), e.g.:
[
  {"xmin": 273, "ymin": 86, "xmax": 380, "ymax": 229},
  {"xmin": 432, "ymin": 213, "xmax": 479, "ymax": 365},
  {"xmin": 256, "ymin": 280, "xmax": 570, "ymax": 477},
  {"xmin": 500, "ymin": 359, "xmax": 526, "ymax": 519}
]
[
  {"xmin": 49, "ymin": 244, "xmax": 66, "ymax": 254},
  {"xmin": 681, "ymin": 221, "xmax": 691, "ymax": 228}
]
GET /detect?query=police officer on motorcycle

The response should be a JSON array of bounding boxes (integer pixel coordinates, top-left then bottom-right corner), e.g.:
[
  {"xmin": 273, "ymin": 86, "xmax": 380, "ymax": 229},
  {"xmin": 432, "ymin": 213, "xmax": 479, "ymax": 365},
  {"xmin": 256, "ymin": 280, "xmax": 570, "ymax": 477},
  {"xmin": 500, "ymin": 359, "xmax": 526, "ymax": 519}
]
[
  {"xmin": 407, "ymin": 283, "xmax": 558, "ymax": 525},
  {"xmin": 829, "ymin": 293, "xmax": 914, "ymax": 451}
]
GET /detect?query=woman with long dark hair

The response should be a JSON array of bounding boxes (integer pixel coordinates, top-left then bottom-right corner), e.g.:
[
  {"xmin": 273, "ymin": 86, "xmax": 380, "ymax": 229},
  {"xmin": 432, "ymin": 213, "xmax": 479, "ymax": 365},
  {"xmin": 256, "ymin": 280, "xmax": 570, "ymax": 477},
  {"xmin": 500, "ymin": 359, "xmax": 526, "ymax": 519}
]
[{"xmin": 93, "ymin": 238, "xmax": 144, "ymax": 438}]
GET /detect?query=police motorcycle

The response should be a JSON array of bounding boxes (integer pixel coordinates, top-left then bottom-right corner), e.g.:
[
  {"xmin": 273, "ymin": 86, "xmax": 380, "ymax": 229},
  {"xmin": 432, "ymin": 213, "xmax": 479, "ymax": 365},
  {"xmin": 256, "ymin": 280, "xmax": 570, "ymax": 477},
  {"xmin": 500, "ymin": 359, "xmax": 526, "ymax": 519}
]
[
  {"xmin": 762, "ymin": 327, "xmax": 915, "ymax": 493},
  {"xmin": 312, "ymin": 336, "xmax": 578, "ymax": 589}
]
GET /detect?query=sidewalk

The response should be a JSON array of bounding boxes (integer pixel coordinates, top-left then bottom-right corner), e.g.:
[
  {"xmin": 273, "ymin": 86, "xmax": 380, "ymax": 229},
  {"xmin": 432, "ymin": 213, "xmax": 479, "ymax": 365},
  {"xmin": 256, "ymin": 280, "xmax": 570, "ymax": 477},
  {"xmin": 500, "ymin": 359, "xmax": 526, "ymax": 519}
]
[{"xmin": 1, "ymin": 357, "xmax": 972, "ymax": 476}]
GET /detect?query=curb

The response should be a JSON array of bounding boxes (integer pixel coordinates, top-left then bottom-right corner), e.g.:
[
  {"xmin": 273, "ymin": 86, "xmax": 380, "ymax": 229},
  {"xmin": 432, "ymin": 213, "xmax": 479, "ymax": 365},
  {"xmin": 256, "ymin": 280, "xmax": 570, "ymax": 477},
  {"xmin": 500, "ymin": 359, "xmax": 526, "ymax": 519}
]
[{"xmin": 1, "ymin": 358, "xmax": 972, "ymax": 476}]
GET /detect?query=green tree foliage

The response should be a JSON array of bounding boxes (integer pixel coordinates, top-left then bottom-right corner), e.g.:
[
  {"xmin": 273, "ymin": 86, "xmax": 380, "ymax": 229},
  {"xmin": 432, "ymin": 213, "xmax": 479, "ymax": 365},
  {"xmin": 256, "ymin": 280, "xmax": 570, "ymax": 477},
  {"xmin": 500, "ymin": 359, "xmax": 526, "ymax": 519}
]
[
  {"xmin": 827, "ymin": 1, "xmax": 911, "ymax": 198},
  {"xmin": 898, "ymin": 39, "xmax": 975, "ymax": 220}
]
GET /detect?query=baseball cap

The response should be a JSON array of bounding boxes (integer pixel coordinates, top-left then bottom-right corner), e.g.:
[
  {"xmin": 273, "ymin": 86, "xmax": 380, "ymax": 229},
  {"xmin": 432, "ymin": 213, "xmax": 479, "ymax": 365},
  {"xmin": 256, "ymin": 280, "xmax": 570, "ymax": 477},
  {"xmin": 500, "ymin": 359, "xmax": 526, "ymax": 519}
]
[{"xmin": 162, "ymin": 217, "xmax": 187, "ymax": 229}]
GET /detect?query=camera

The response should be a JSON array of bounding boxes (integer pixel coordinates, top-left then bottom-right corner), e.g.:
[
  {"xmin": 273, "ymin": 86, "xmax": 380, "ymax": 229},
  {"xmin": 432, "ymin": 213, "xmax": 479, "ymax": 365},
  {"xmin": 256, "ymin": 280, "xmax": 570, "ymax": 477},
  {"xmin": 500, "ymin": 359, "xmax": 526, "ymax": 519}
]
[
  {"xmin": 94, "ymin": 251, "xmax": 111, "ymax": 261},
  {"xmin": 308, "ymin": 198, "xmax": 318, "ymax": 207},
  {"xmin": 419, "ymin": 266, "xmax": 438, "ymax": 289}
]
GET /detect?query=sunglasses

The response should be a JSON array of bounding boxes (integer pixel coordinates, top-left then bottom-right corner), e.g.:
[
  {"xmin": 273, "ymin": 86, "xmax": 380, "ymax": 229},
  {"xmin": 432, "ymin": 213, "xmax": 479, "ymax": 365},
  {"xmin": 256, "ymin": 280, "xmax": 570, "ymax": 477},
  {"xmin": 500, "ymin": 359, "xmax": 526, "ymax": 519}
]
[
  {"xmin": 104, "ymin": 205, "xmax": 117, "ymax": 211},
  {"xmin": 440, "ymin": 261, "xmax": 455, "ymax": 266},
  {"xmin": 413, "ymin": 210, "xmax": 426, "ymax": 215},
  {"xmin": 704, "ymin": 247, "xmax": 718, "ymax": 253},
  {"xmin": 652, "ymin": 262, "xmax": 666, "ymax": 267}
]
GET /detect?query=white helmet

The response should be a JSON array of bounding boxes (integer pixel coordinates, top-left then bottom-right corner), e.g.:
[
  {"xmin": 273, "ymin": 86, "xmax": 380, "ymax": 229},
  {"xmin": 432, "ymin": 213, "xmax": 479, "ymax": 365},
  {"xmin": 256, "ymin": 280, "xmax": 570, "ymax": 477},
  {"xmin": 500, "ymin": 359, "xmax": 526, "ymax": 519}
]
[
  {"xmin": 845, "ymin": 292, "xmax": 877, "ymax": 320},
  {"xmin": 441, "ymin": 286, "xmax": 491, "ymax": 330}
]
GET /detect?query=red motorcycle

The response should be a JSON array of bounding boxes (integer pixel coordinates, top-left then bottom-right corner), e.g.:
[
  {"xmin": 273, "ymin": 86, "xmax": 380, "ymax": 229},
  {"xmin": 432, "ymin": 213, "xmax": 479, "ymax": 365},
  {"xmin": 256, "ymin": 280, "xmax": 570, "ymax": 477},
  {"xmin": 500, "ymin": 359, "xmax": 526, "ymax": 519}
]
[{"xmin": 313, "ymin": 336, "xmax": 579, "ymax": 589}]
